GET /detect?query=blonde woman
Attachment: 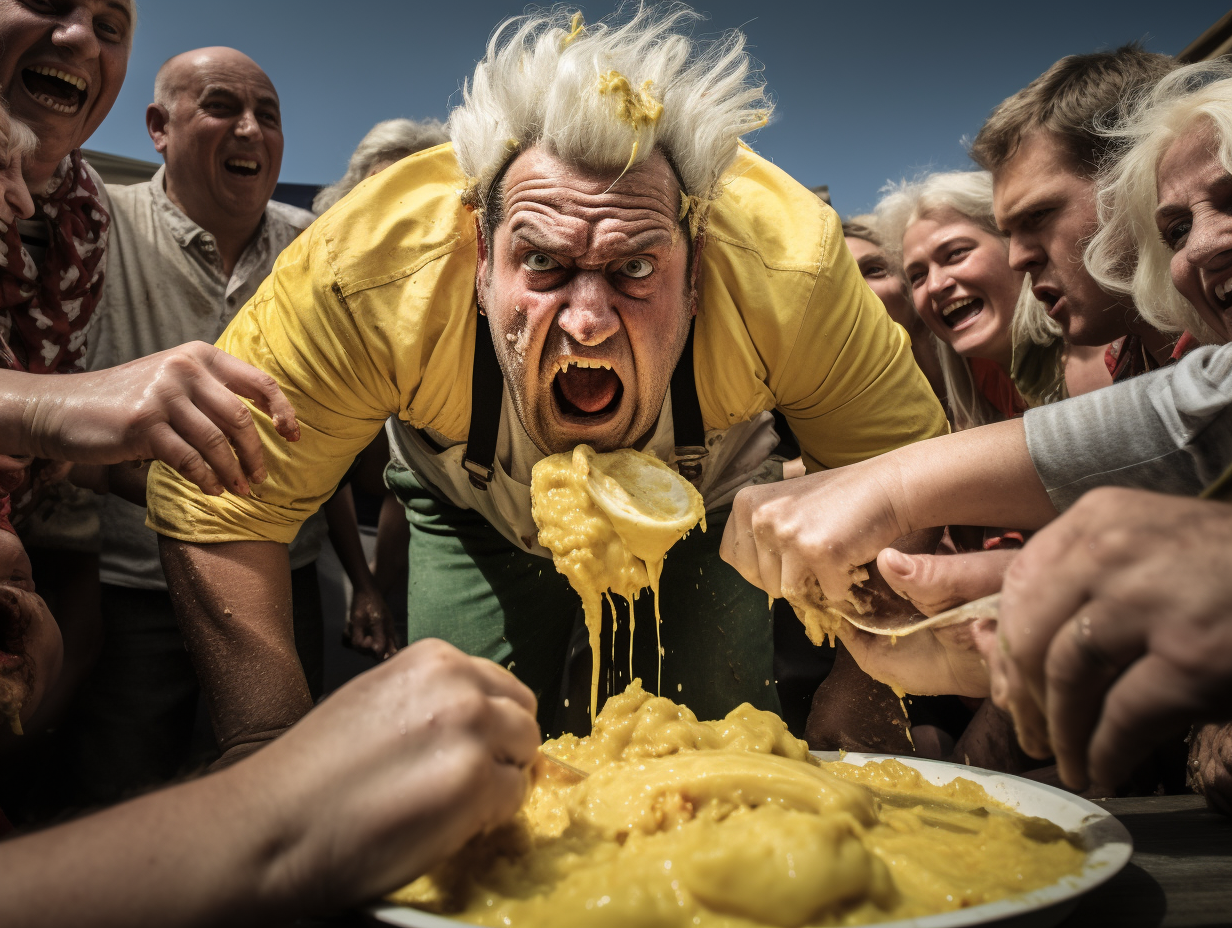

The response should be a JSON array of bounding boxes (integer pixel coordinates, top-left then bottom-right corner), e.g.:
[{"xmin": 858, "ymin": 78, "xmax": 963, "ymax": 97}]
[{"xmin": 877, "ymin": 171, "xmax": 1064, "ymax": 430}]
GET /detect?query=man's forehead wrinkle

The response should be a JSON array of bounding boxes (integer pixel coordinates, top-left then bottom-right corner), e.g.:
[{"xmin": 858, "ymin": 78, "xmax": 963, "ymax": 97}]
[
  {"xmin": 508, "ymin": 206, "xmax": 676, "ymax": 262},
  {"xmin": 503, "ymin": 176, "xmax": 679, "ymax": 219}
]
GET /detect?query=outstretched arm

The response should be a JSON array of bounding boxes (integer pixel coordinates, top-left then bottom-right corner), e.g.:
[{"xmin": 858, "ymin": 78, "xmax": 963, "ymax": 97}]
[
  {"xmin": 0, "ymin": 639, "xmax": 540, "ymax": 928},
  {"xmin": 159, "ymin": 537, "xmax": 310, "ymax": 766},
  {"xmin": 721, "ymin": 419, "xmax": 1056, "ymax": 608},
  {"xmin": 0, "ymin": 342, "xmax": 299, "ymax": 497}
]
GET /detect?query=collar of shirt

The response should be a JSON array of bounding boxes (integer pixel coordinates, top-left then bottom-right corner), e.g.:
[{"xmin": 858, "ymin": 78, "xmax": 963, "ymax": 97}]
[{"xmin": 147, "ymin": 165, "xmax": 302, "ymax": 302}]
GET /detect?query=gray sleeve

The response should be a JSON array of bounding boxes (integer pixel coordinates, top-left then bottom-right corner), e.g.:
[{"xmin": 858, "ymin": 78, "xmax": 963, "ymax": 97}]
[{"xmin": 1024, "ymin": 343, "xmax": 1232, "ymax": 511}]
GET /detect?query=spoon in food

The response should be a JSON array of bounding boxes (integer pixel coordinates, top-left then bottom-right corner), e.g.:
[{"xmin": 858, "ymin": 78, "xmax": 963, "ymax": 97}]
[
  {"xmin": 535, "ymin": 749, "xmax": 590, "ymax": 780},
  {"xmin": 843, "ymin": 593, "xmax": 1001, "ymax": 638}
]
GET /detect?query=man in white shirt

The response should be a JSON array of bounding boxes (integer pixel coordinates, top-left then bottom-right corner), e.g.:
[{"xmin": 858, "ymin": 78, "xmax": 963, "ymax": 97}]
[{"xmin": 72, "ymin": 47, "xmax": 325, "ymax": 802}]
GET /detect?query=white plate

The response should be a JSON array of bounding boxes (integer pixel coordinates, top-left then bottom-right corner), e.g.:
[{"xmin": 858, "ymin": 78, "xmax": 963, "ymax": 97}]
[{"xmin": 368, "ymin": 752, "xmax": 1132, "ymax": 928}]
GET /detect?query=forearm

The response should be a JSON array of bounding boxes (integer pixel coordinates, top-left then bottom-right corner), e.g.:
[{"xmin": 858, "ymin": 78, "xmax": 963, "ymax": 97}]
[
  {"xmin": 373, "ymin": 492, "xmax": 409, "ymax": 595},
  {"xmin": 887, "ymin": 420, "xmax": 1057, "ymax": 534},
  {"xmin": 0, "ymin": 763, "xmax": 303, "ymax": 928},
  {"xmin": 324, "ymin": 486, "xmax": 378, "ymax": 592},
  {"xmin": 0, "ymin": 370, "xmax": 58, "ymax": 457},
  {"xmin": 159, "ymin": 537, "xmax": 312, "ymax": 755},
  {"xmin": 1025, "ymin": 346, "xmax": 1232, "ymax": 509}
]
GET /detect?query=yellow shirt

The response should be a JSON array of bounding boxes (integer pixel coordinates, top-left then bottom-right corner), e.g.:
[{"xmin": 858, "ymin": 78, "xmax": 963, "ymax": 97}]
[{"xmin": 147, "ymin": 143, "xmax": 946, "ymax": 545}]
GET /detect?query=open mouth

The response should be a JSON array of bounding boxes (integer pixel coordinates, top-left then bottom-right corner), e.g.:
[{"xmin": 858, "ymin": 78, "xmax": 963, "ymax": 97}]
[
  {"xmin": 552, "ymin": 359, "xmax": 624, "ymax": 422},
  {"xmin": 940, "ymin": 296, "xmax": 983, "ymax": 329},
  {"xmin": 1213, "ymin": 278, "xmax": 1232, "ymax": 309},
  {"xmin": 224, "ymin": 158, "xmax": 261, "ymax": 177},
  {"xmin": 21, "ymin": 65, "xmax": 87, "ymax": 115}
]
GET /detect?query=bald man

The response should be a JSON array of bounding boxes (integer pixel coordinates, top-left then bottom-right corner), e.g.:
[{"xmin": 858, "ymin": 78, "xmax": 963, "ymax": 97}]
[{"xmin": 70, "ymin": 47, "xmax": 326, "ymax": 803}]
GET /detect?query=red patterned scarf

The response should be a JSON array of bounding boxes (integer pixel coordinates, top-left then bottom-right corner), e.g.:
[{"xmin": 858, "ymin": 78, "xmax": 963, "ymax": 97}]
[{"xmin": 0, "ymin": 149, "xmax": 109, "ymax": 374}]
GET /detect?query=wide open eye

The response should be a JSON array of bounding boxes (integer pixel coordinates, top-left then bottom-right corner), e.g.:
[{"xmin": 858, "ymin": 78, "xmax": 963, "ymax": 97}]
[
  {"xmin": 620, "ymin": 257, "xmax": 653, "ymax": 279},
  {"xmin": 523, "ymin": 252, "xmax": 561, "ymax": 272}
]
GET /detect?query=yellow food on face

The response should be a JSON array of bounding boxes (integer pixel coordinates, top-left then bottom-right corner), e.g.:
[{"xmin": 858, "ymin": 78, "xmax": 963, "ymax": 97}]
[
  {"xmin": 531, "ymin": 446, "xmax": 705, "ymax": 717},
  {"xmin": 391, "ymin": 682, "xmax": 1085, "ymax": 928}
]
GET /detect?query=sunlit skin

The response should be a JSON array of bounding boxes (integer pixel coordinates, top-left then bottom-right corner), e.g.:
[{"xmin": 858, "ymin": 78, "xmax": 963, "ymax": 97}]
[
  {"xmin": 0, "ymin": 531, "xmax": 63, "ymax": 743},
  {"xmin": 147, "ymin": 48, "xmax": 283, "ymax": 276},
  {"xmin": 0, "ymin": 0, "xmax": 133, "ymax": 189},
  {"xmin": 994, "ymin": 131, "xmax": 1158, "ymax": 352},
  {"xmin": 477, "ymin": 147, "xmax": 696, "ymax": 455},
  {"xmin": 902, "ymin": 210, "xmax": 1019, "ymax": 369},
  {"xmin": 1156, "ymin": 123, "xmax": 1232, "ymax": 343}
]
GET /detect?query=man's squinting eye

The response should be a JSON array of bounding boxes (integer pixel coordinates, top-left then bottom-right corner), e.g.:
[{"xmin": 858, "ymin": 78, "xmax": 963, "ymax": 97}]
[
  {"xmin": 523, "ymin": 252, "xmax": 561, "ymax": 272},
  {"xmin": 620, "ymin": 257, "xmax": 653, "ymax": 279}
]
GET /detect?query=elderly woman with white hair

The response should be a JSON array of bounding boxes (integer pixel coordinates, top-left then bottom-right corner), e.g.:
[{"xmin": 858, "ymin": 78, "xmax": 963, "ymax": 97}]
[
  {"xmin": 142, "ymin": 6, "xmax": 946, "ymax": 763},
  {"xmin": 1086, "ymin": 59, "xmax": 1232, "ymax": 347},
  {"xmin": 875, "ymin": 171, "xmax": 1065, "ymax": 431}
]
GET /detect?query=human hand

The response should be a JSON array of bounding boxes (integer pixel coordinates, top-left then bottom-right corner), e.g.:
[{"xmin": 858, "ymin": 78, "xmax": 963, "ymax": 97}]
[
  {"xmin": 721, "ymin": 461, "xmax": 910, "ymax": 610},
  {"xmin": 817, "ymin": 546, "xmax": 1011, "ymax": 698},
  {"xmin": 0, "ymin": 342, "xmax": 299, "ymax": 497},
  {"xmin": 986, "ymin": 488, "xmax": 1232, "ymax": 791},
  {"xmin": 1189, "ymin": 722, "xmax": 1232, "ymax": 817},
  {"xmin": 344, "ymin": 583, "xmax": 399, "ymax": 660},
  {"xmin": 246, "ymin": 638, "xmax": 540, "ymax": 909},
  {"xmin": 877, "ymin": 546, "xmax": 1017, "ymax": 616}
]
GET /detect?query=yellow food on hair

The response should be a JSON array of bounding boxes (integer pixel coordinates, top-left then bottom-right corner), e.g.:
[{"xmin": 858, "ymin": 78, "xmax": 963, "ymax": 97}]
[{"xmin": 390, "ymin": 682, "xmax": 1085, "ymax": 928}]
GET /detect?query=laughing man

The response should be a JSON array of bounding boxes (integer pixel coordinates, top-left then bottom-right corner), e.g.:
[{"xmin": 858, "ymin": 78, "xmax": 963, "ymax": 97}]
[{"xmin": 147, "ymin": 8, "xmax": 946, "ymax": 763}]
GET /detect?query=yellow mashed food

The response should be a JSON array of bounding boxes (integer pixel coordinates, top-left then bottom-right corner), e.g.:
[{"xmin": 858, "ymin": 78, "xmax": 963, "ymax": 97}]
[
  {"xmin": 390, "ymin": 682, "xmax": 1085, "ymax": 927},
  {"xmin": 531, "ymin": 446, "xmax": 705, "ymax": 717}
]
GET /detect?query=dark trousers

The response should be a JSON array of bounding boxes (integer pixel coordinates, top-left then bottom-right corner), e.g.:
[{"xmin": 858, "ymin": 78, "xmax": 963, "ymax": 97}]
[{"xmin": 63, "ymin": 564, "xmax": 323, "ymax": 805}]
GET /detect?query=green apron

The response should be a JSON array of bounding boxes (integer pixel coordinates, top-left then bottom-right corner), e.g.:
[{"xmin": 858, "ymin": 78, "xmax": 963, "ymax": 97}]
[{"xmin": 386, "ymin": 466, "xmax": 780, "ymax": 737}]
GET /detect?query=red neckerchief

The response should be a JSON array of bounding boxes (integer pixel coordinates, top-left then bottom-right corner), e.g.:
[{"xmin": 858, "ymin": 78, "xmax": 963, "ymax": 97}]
[
  {"xmin": 968, "ymin": 357, "xmax": 1029, "ymax": 420},
  {"xmin": 1105, "ymin": 331, "xmax": 1198, "ymax": 383},
  {"xmin": 0, "ymin": 149, "xmax": 109, "ymax": 374}
]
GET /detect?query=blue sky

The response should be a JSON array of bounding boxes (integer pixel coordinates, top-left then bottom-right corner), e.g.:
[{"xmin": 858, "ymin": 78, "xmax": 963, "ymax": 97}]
[{"xmin": 89, "ymin": 1, "xmax": 1227, "ymax": 215}]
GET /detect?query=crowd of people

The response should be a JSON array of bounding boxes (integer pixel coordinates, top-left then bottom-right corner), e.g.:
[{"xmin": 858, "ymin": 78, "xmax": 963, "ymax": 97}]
[{"xmin": 1, "ymin": 1, "xmax": 1232, "ymax": 923}]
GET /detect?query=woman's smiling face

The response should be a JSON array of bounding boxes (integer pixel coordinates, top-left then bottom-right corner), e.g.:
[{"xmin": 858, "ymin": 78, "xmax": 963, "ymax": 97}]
[
  {"xmin": 902, "ymin": 208, "xmax": 1021, "ymax": 368},
  {"xmin": 1156, "ymin": 123, "xmax": 1232, "ymax": 343}
]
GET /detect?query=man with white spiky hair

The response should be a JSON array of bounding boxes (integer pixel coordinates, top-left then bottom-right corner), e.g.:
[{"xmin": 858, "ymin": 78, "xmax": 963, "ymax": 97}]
[{"xmin": 147, "ymin": 7, "xmax": 946, "ymax": 765}]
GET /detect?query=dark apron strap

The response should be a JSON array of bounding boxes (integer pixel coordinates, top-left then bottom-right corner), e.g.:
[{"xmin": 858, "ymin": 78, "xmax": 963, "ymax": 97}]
[
  {"xmin": 462, "ymin": 313, "xmax": 503, "ymax": 490},
  {"xmin": 463, "ymin": 314, "xmax": 709, "ymax": 490},
  {"xmin": 670, "ymin": 316, "xmax": 708, "ymax": 483}
]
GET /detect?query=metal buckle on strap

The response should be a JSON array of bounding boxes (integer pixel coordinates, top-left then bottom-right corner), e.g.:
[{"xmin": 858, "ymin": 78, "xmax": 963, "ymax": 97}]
[
  {"xmin": 463, "ymin": 457, "xmax": 495, "ymax": 491},
  {"xmin": 673, "ymin": 445, "xmax": 708, "ymax": 485}
]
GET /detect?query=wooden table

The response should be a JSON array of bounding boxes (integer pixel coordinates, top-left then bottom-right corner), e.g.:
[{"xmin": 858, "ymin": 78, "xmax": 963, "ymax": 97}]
[{"xmin": 1060, "ymin": 795, "xmax": 1232, "ymax": 927}]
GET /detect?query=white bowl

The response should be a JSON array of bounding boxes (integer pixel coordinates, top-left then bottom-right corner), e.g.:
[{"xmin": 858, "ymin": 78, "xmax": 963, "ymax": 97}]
[{"xmin": 368, "ymin": 752, "xmax": 1132, "ymax": 928}]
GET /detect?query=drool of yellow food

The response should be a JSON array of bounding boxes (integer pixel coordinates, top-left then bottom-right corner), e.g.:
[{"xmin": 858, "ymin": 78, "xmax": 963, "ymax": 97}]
[
  {"xmin": 390, "ymin": 682, "xmax": 1085, "ymax": 928},
  {"xmin": 531, "ymin": 445, "xmax": 705, "ymax": 718}
]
